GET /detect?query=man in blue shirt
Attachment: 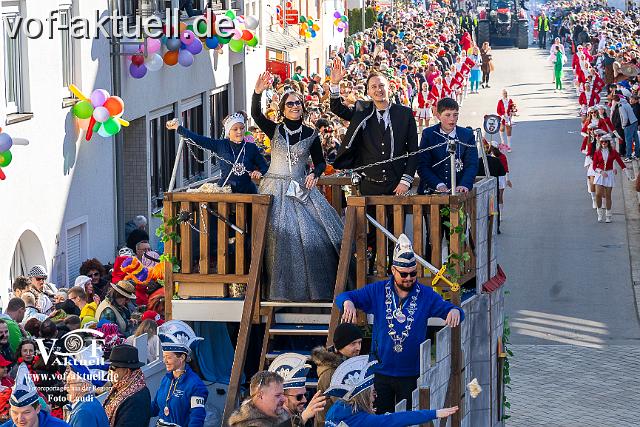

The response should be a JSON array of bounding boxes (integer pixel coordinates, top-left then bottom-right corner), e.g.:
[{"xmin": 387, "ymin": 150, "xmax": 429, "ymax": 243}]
[{"xmin": 335, "ymin": 234, "xmax": 464, "ymax": 414}]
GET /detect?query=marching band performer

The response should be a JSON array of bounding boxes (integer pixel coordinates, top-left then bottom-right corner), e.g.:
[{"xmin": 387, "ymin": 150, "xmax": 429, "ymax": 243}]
[
  {"xmin": 592, "ymin": 133, "xmax": 633, "ymax": 223},
  {"xmin": 496, "ymin": 89, "xmax": 517, "ymax": 152}
]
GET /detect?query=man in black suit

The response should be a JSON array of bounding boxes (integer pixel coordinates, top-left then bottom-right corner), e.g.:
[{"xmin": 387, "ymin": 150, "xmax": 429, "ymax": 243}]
[
  {"xmin": 330, "ymin": 58, "xmax": 418, "ymax": 273},
  {"xmin": 329, "ymin": 58, "xmax": 418, "ymax": 196}
]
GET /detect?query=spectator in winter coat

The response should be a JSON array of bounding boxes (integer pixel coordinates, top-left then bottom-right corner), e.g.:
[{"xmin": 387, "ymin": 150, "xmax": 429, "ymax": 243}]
[
  {"xmin": 103, "ymin": 345, "xmax": 152, "ymax": 427},
  {"xmin": 311, "ymin": 323, "xmax": 363, "ymax": 427}
]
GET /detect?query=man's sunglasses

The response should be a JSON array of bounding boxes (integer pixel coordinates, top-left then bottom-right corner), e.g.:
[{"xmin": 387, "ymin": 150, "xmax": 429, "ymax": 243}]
[
  {"xmin": 35, "ymin": 277, "xmax": 47, "ymax": 282},
  {"xmin": 285, "ymin": 100, "xmax": 303, "ymax": 108},
  {"xmin": 396, "ymin": 270, "xmax": 417, "ymax": 278},
  {"xmin": 286, "ymin": 393, "xmax": 306, "ymax": 401}
]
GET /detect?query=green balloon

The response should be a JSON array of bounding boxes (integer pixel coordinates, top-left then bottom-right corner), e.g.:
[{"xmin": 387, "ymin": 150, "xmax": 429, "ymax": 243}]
[
  {"xmin": 0, "ymin": 150, "xmax": 12, "ymax": 167},
  {"xmin": 103, "ymin": 117, "xmax": 121, "ymax": 136},
  {"xmin": 247, "ymin": 36, "xmax": 258, "ymax": 47},
  {"xmin": 225, "ymin": 10, "xmax": 235, "ymax": 19},
  {"xmin": 197, "ymin": 20, "xmax": 208, "ymax": 35},
  {"xmin": 187, "ymin": 24, "xmax": 194, "ymax": 32},
  {"xmin": 300, "ymin": 16, "xmax": 306, "ymax": 23},
  {"xmin": 93, "ymin": 121, "xmax": 101, "ymax": 132},
  {"xmin": 229, "ymin": 39, "xmax": 244, "ymax": 53},
  {"xmin": 217, "ymin": 35, "xmax": 231, "ymax": 44},
  {"xmin": 72, "ymin": 100, "xmax": 93, "ymax": 119},
  {"xmin": 341, "ymin": 15, "xmax": 348, "ymax": 22}
]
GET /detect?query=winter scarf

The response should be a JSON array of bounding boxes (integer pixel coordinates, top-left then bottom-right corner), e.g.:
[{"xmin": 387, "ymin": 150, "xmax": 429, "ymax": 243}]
[{"xmin": 103, "ymin": 368, "xmax": 146, "ymax": 426}]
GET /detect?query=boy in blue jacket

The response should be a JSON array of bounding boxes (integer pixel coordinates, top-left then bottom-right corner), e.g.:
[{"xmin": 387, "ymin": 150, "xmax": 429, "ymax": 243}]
[{"xmin": 335, "ymin": 234, "xmax": 464, "ymax": 414}]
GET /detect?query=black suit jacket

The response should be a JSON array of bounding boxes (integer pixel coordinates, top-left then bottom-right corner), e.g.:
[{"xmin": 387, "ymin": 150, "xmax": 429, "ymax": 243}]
[{"xmin": 330, "ymin": 96, "xmax": 418, "ymax": 189}]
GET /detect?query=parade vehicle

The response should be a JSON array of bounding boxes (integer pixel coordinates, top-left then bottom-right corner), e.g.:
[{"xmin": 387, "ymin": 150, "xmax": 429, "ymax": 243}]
[{"xmin": 477, "ymin": 0, "xmax": 529, "ymax": 49}]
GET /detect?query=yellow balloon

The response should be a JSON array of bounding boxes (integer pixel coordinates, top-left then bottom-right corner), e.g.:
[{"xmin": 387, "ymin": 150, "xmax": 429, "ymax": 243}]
[{"xmin": 312, "ymin": 24, "xmax": 319, "ymax": 31}]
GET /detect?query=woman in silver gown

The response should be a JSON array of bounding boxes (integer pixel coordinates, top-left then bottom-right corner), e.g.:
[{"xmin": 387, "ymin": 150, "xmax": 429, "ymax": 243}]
[{"xmin": 252, "ymin": 71, "xmax": 345, "ymax": 301}]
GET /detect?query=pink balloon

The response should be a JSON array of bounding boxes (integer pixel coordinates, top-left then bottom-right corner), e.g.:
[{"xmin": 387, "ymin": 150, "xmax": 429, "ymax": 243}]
[
  {"xmin": 146, "ymin": 37, "xmax": 162, "ymax": 54},
  {"xmin": 90, "ymin": 89, "xmax": 109, "ymax": 107},
  {"xmin": 232, "ymin": 29, "xmax": 243, "ymax": 40}
]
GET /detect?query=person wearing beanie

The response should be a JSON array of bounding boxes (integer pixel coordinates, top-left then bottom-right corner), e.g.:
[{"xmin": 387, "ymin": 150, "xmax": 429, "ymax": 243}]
[
  {"xmin": 311, "ymin": 323, "xmax": 363, "ymax": 427},
  {"xmin": 335, "ymin": 234, "xmax": 464, "ymax": 414}
]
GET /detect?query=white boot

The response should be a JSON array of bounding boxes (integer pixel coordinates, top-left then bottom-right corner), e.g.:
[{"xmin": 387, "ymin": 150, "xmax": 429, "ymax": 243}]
[
  {"xmin": 591, "ymin": 193, "xmax": 597, "ymax": 209},
  {"xmin": 606, "ymin": 210, "xmax": 612, "ymax": 223},
  {"xmin": 597, "ymin": 208, "xmax": 604, "ymax": 223}
]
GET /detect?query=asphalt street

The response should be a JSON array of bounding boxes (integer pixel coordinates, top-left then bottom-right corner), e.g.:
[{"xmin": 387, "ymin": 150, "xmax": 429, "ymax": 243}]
[{"xmin": 458, "ymin": 46, "xmax": 640, "ymax": 425}]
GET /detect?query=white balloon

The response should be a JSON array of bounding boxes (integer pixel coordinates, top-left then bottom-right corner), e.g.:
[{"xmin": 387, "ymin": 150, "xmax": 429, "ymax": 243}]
[
  {"xmin": 146, "ymin": 53, "xmax": 164, "ymax": 72},
  {"xmin": 245, "ymin": 15, "xmax": 259, "ymax": 30}
]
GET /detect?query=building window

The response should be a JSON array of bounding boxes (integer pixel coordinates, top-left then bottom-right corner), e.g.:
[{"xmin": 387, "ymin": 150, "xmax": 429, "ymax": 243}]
[
  {"xmin": 209, "ymin": 88, "xmax": 229, "ymax": 174},
  {"xmin": 65, "ymin": 220, "xmax": 88, "ymax": 286},
  {"xmin": 181, "ymin": 103, "xmax": 205, "ymax": 183},
  {"xmin": 150, "ymin": 110, "xmax": 176, "ymax": 209},
  {"xmin": 60, "ymin": 7, "xmax": 75, "ymax": 97},
  {"xmin": 3, "ymin": 11, "xmax": 24, "ymax": 114}
]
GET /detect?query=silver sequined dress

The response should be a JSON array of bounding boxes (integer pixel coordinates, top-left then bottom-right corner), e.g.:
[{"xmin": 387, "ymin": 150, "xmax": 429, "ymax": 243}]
[{"xmin": 259, "ymin": 125, "xmax": 345, "ymax": 301}]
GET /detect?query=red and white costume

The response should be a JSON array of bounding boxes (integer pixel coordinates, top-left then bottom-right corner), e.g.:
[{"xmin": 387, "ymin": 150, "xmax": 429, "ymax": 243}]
[
  {"xmin": 427, "ymin": 82, "xmax": 451, "ymax": 106},
  {"xmin": 592, "ymin": 148, "xmax": 626, "ymax": 187},
  {"xmin": 578, "ymin": 90, "xmax": 600, "ymax": 116},
  {"xmin": 497, "ymin": 98, "xmax": 515, "ymax": 126},
  {"xmin": 416, "ymin": 90, "xmax": 432, "ymax": 119}
]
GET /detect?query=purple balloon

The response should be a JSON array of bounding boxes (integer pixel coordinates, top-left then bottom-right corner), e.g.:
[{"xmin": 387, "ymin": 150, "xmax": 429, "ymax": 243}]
[
  {"xmin": 129, "ymin": 63, "xmax": 148, "ymax": 79},
  {"xmin": 90, "ymin": 89, "xmax": 109, "ymax": 107},
  {"xmin": 180, "ymin": 30, "xmax": 196, "ymax": 45},
  {"xmin": 122, "ymin": 43, "xmax": 141, "ymax": 55},
  {"xmin": 334, "ymin": 11, "xmax": 341, "ymax": 19},
  {"xmin": 186, "ymin": 39, "xmax": 203, "ymax": 55},
  {"xmin": 178, "ymin": 50, "xmax": 194, "ymax": 67},
  {"xmin": 337, "ymin": 26, "xmax": 344, "ymax": 32}
]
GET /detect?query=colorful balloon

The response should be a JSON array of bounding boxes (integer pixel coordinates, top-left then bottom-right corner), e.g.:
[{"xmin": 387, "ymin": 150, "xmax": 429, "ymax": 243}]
[
  {"xmin": 333, "ymin": 11, "xmax": 341, "ymax": 19},
  {"xmin": 245, "ymin": 15, "xmax": 259, "ymax": 30},
  {"xmin": 205, "ymin": 37, "xmax": 220, "ymax": 49},
  {"xmin": 180, "ymin": 30, "xmax": 196, "ymax": 45},
  {"xmin": 0, "ymin": 133, "xmax": 12, "ymax": 152},
  {"xmin": 129, "ymin": 63, "xmax": 148, "ymax": 79},
  {"xmin": 164, "ymin": 50, "xmax": 179, "ymax": 66},
  {"xmin": 166, "ymin": 38, "xmax": 182, "ymax": 51},
  {"xmin": 0, "ymin": 151, "xmax": 12, "ymax": 167},
  {"xmin": 147, "ymin": 37, "xmax": 162, "ymax": 54},
  {"xmin": 103, "ymin": 96, "xmax": 124, "ymax": 116},
  {"xmin": 178, "ymin": 49, "xmax": 194, "ymax": 67},
  {"xmin": 229, "ymin": 39, "xmax": 244, "ymax": 53},
  {"xmin": 247, "ymin": 36, "xmax": 258, "ymax": 47},
  {"xmin": 186, "ymin": 39, "xmax": 203, "ymax": 55},
  {"xmin": 93, "ymin": 106, "xmax": 111, "ymax": 123},
  {"xmin": 103, "ymin": 117, "xmax": 122, "ymax": 136},
  {"xmin": 241, "ymin": 30, "xmax": 253, "ymax": 41},
  {"xmin": 145, "ymin": 53, "xmax": 164, "ymax": 72},
  {"xmin": 225, "ymin": 10, "xmax": 236, "ymax": 19},
  {"xmin": 90, "ymin": 89, "xmax": 109, "ymax": 108},
  {"xmin": 72, "ymin": 100, "xmax": 94, "ymax": 119}
]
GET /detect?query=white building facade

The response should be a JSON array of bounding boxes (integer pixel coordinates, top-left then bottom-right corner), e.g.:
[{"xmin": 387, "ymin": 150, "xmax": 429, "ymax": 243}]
[{"xmin": 0, "ymin": 0, "xmax": 266, "ymax": 303}]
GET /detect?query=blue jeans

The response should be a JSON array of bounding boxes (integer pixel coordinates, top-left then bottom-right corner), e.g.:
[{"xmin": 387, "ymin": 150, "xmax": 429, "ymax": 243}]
[{"xmin": 624, "ymin": 121, "xmax": 640, "ymax": 157}]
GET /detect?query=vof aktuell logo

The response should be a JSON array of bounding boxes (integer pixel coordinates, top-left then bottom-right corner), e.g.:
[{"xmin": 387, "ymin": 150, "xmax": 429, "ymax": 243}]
[{"xmin": 34, "ymin": 328, "xmax": 106, "ymax": 366}]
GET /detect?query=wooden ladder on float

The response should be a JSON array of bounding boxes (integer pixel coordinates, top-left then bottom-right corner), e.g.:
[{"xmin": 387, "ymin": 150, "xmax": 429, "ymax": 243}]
[{"xmin": 222, "ymin": 207, "xmax": 357, "ymax": 422}]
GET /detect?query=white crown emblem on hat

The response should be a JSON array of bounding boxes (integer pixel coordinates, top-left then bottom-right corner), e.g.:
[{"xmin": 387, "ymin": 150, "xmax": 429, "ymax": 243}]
[
  {"xmin": 268, "ymin": 353, "xmax": 311, "ymax": 389},
  {"xmin": 158, "ymin": 320, "xmax": 203, "ymax": 353},
  {"xmin": 325, "ymin": 355, "xmax": 377, "ymax": 401}
]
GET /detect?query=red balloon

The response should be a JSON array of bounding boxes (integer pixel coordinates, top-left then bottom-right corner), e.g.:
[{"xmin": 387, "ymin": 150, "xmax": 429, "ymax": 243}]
[
  {"xmin": 104, "ymin": 96, "xmax": 124, "ymax": 116},
  {"xmin": 164, "ymin": 51, "xmax": 179, "ymax": 66},
  {"xmin": 131, "ymin": 55, "xmax": 145, "ymax": 66},
  {"xmin": 241, "ymin": 30, "xmax": 253, "ymax": 41}
]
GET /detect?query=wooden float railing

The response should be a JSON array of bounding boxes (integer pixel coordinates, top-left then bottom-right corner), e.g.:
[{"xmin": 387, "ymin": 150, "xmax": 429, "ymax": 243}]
[{"xmin": 326, "ymin": 190, "xmax": 476, "ymax": 427}]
